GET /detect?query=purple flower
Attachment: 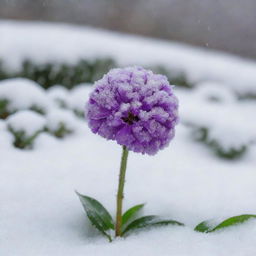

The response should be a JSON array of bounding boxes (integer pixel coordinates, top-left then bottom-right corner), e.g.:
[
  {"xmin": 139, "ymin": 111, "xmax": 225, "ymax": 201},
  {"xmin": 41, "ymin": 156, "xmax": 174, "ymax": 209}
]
[{"xmin": 86, "ymin": 66, "xmax": 179, "ymax": 155}]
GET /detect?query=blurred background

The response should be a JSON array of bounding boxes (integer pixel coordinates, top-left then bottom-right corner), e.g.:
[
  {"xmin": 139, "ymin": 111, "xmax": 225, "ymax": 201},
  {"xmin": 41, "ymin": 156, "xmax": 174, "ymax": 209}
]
[{"xmin": 1, "ymin": 0, "xmax": 256, "ymax": 59}]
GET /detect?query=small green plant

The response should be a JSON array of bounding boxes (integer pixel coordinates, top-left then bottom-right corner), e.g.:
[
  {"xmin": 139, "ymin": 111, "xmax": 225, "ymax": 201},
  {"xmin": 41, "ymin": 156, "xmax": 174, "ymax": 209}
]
[
  {"xmin": 54, "ymin": 98, "xmax": 68, "ymax": 109},
  {"xmin": 0, "ymin": 78, "xmax": 48, "ymax": 118},
  {"xmin": 192, "ymin": 126, "xmax": 247, "ymax": 159},
  {"xmin": 237, "ymin": 92, "xmax": 256, "ymax": 101},
  {"xmin": 0, "ymin": 58, "xmax": 192, "ymax": 90},
  {"xmin": 210, "ymin": 141, "xmax": 247, "ymax": 159},
  {"xmin": 0, "ymin": 99, "xmax": 10, "ymax": 119},
  {"xmin": 29, "ymin": 104, "xmax": 46, "ymax": 115},
  {"xmin": 0, "ymin": 99, "xmax": 46, "ymax": 120},
  {"xmin": 8, "ymin": 128, "xmax": 42, "ymax": 149},
  {"xmin": 6, "ymin": 110, "xmax": 46, "ymax": 149},
  {"xmin": 0, "ymin": 58, "xmax": 116, "ymax": 89},
  {"xmin": 47, "ymin": 122, "xmax": 73, "ymax": 138},
  {"xmin": 72, "ymin": 109, "xmax": 83, "ymax": 118},
  {"xmin": 45, "ymin": 110, "xmax": 76, "ymax": 138}
]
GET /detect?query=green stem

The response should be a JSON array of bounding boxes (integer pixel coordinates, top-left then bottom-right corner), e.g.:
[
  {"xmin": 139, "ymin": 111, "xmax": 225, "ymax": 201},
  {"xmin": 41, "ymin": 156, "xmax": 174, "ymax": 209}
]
[{"xmin": 115, "ymin": 146, "xmax": 129, "ymax": 237}]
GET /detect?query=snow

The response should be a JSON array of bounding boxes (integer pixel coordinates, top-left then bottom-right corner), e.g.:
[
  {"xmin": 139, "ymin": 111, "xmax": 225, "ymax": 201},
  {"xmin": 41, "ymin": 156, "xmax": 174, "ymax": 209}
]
[
  {"xmin": 177, "ymin": 88, "xmax": 256, "ymax": 150},
  {"xmin": 47, "ymin": 85, "xmax": 70, "ymax": 108},
  {"xmin": 6, "ymin": 110, "xmax": 46, "ymax": 137},
  {"xmin": 0, "ymin": 129, "xmax": 13, "ymax": 148},
  {"xmin": 194, "ymin": 81, "xmax": 236, "ymax": 103},
  {"xmin": 207, "ymin": 121, "xmax": 254, "ymax": 150},
  {"xmin": 0, "ymin": 78, "xmax": 50, "ymax": 113},
  {"xmin": 0, "ymin": 21, "xmax": 256, "ymax": 256},
  {"xmin": 68, "ymin": 84, "xmax": 92, "ymax": 116},
  {"xmin": 1, "ymin": 120, "xmax": 256, "ymax": 256},
  {"xmin": 34, "ymin": 132, "xmax": 60, "ymax": 149},
  {"xmin": 0, "ymin": 120, "xmax": 14, "ymax": 148},
  {"xmin": 1, "ymin": 20, "xmax": 256, "ymax": 95},
  {"xmin": 0, "ymin": 119, "xmax": 6, "ymax": 130},
  {"xmin": 46, "ymin": 109, "xmax": 79, "ymax": 133},
  {"xmin": 46, "ymin": 84, "xmax": 92, "ymax": 117}
]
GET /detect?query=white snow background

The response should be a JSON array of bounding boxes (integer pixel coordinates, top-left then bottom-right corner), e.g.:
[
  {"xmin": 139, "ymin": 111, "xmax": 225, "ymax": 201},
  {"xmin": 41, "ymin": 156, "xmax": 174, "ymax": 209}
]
[{"xmin": 0, "ymin": 21, "xmax": 256, "ymax": 256}]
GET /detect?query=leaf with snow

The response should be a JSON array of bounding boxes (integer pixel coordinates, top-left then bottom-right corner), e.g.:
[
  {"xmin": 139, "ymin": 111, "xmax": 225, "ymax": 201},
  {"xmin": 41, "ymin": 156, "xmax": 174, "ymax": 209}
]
[
  {"xmin": 195, "ymin": 215, "xmax": 256, "ymax": 233},
  {"xmin": 122, "ymin": 215, "xmax": 184, "ymax": 235},
  {"xmin": 194, "ymin": 220, "xmax": 214, "ymax": 233},
  {"xmin": 211, "ymin": 215, "xmax": 256, "ymax": 232},
  {"xmin": 76, "ymin": 192, "xmax": 114, "ymax": 242}
]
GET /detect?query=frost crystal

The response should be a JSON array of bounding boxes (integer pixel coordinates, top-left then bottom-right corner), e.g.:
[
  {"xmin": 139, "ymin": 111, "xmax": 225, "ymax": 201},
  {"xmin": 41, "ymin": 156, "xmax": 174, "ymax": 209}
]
[{"xmin": 86, "ymin": 67, "xmax": 179, "ymax": 155}]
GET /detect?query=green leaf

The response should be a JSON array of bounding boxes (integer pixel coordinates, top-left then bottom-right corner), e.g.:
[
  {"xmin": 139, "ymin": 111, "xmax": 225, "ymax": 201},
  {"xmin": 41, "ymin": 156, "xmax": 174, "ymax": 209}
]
[
  {"xmin": 122, "ymin": 215, "xmax": 184, "ymax": 235},
  {"xmin": 122, "ymin": 203, "xmax": 145, "ymax": 227},
  {"xmin": 211, "ymin": 214, "xmax": 256, "ymax": 232},
  {"xmin": 152, "ymin": 219, "xmax": 184, "ymax": 227},
  {"xmin": 76, "ymin": 192, "xmax": 114, "ymax": 241},
  {"xmin": 194, "ymin": 220, "xmax": 214, "ymax": 233},
  {"xmin": 195, "ymin": 215, "xmax": 256, "ymax": 233},
  {"xmin": 122, "ymin": 215, "xmax": 157, "ymax": 235}
]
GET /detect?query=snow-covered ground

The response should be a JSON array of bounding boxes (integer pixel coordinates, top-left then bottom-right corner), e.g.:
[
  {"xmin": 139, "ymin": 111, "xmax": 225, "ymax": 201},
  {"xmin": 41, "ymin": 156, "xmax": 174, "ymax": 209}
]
[
  {"xmin": 1, "ymin": 20, "xmax": 256, "ymax": 95},
  {"xmin": 1, "ymin": 21, "xmax": 256, "ymax": 256}
]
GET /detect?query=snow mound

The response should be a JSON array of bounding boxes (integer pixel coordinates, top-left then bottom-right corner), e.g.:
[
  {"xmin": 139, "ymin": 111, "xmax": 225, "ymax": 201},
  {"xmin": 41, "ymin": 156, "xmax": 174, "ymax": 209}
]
[
  {"xmin": 0, "ymin": 78, "xmax": 49, "ymax": 114},
  {"xmin": 0, "ymin": 119, "xmax": 6, "ymax": 130},
  {"xmin": 7, "ymin": 110, "xmax": 46, "ymax": 137},
  {"xmin": 46, "ymin": 109, "xmax": 78, "ymax": 137},
  {"xmin": 68, "ymin": 84, "xmax": 92, "ymax": 117},
  {"xmin": 208, "ymin": 121, "xmax": 255, "ymax": 150},
  {"xmin": 194, "ymin": 81, "xmax": 236, "ymax": 104},
  {"xmin": 0, "ymin": 129, "xmax": 14, "ymax": 148},
  {"xmin": 0, "ymin": 119, "xmax": 14, "ymax": 148},
  {"xmin": 34, "ymin": 132, "xmax": 59, "ymax": 148},
  {"xmin": 47, "ymin": 85, "xmax": 69, "ymax": 108},
  {"xmin": 177, "ymin": 87, "xmax": 256, "ymax": 158}
]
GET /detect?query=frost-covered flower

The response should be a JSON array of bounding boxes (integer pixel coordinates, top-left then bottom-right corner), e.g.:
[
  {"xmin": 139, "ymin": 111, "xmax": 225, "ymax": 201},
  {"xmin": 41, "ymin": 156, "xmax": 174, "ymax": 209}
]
[{"xmin": 86, "ymin": 66, "xmax": 179, "ymax": 155}]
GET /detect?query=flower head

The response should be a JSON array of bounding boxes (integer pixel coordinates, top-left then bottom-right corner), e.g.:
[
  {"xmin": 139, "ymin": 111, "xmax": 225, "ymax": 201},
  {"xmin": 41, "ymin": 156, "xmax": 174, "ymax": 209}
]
[{"xmin": 86, "ymin": 66, "xmax": 179, "ymax": 155}]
